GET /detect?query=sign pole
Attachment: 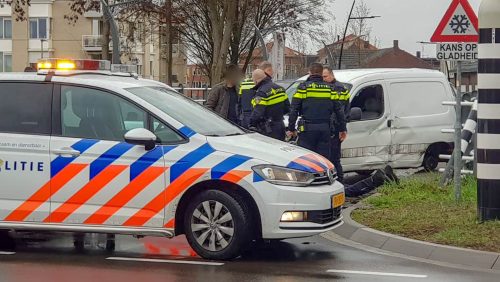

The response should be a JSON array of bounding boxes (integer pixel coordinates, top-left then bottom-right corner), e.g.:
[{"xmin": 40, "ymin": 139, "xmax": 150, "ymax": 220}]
[
  {"xmin": 431, "ymin": 0, "xmax": 479, "ymax": 193},
  {"xmin": 454, "ymin": 61, "xmax": 462, "ymax": 202}
]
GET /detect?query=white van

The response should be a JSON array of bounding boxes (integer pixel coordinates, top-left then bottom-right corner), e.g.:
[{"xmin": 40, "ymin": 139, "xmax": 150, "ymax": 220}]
[{"xmin": 286, "ymin": 69, "xmax": 455, "ymax": 173}]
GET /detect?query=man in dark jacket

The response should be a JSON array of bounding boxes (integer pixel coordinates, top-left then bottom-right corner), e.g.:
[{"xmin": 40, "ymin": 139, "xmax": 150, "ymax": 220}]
[
  {"xmin": 250, "ymin": 69, "xmax": 290, "ymax": 140},
  {"xmin": 205, "ymin": 65, "xmax": 242, "ymax": 123}
]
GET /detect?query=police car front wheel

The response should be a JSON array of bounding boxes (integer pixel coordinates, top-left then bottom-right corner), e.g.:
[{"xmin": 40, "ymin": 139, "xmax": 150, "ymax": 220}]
[{"xmin": 184, "ymin": 190, "xmax": 251, "ymax": 260}]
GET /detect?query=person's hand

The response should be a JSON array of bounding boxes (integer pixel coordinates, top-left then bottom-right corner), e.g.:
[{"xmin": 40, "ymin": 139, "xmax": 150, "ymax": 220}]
[
  {"xmin": 286, "ymin": 130, "xmax": 297, "ymax": 138},
  {"xmin": 339, "ymin": 131, "xmax": 347, "ymax": 142}
]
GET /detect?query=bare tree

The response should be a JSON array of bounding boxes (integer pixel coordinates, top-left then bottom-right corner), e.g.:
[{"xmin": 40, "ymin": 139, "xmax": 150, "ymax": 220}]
[
  {"xmin": 235, "ymin": 0, "xmax": 331, "ymax": 72},
  {"xmin": 207, "ymin": 0, "xmax": 237, "ymax": 84},
  {"xmin": 8, "ymin": 0, "xmax": 331, "ymax": 84}
]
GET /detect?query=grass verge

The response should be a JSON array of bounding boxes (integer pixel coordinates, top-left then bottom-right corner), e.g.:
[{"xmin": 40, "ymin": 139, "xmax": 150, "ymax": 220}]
[{"xmin": 351, "ymin": 173, "xmax": 500, "ymax": 253}]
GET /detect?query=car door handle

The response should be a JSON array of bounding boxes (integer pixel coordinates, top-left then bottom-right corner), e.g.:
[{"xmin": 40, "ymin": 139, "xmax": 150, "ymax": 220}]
[
  {"xmin": 53, "ymin": 148, "xmax": 81, "ymax": 157},
  {"xmin": 387, "ymin": 119, "xmax": 393, "ymax": 128}
]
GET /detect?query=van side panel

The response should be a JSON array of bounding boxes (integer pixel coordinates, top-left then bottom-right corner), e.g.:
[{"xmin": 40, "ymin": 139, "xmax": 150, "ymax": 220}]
[{"xmin": 386, "ymin": 79, "xmax": 454, "ymax": 168}]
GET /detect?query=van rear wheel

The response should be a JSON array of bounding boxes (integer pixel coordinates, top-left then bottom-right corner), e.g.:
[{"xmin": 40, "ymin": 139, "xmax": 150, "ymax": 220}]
[
  {"xmin": 183, "ymin": 190, "xmax": 250, "ymax": 260},
  {"xmin": 423, "ymin": 153, "xmax": 439, "ymax": 171}
]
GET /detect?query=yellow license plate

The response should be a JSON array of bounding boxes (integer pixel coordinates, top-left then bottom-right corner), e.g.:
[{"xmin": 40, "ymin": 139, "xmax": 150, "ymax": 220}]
[{"xmin": 332, "ymin": 193, "xmax": 345, "ymax": 208}]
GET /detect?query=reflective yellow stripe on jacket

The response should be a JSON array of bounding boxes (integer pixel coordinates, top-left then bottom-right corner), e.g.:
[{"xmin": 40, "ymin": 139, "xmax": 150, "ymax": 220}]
[
  {"xmin": 334, "ymin": 89, "xmax": 351, "ymax": 101},
  {"xmin": 239, "ymin": 79, "xmax": 255, "ymax": 95},
  {"xmin": 293, "ymin": 87, "xmax": 332, "ymax": 99},
  {"xmin": 252, "ymin": 91, "xmax": 288, "ymax": 107}
]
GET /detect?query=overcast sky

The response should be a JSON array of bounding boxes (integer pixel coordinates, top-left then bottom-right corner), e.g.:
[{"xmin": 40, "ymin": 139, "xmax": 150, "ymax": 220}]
[{"xmin": 329, "ymin": 0, "xmax": 481, "ymax": 58}]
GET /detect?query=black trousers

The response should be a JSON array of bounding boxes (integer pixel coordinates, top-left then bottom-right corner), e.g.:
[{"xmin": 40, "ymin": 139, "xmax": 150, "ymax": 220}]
[
  {"xmin": 269, "ymin": 121, "xmax": 286, "ymax": 141},
  {"xmin": 261, "ymin": 121, "xmax": 286, "ymax": 141},
  {"xmin": 345, "ymin": 175, "xmax": 383, "ymax": 197},
  {"xmin": 330, "ymin": 133, "xmax": 344, "ymax": 182},
  {"xmin": 344, "ymin": 171, "xmax": 386, "ymax": 197},
  {"xmin": 298, "ymin": 130, "xmax": 331, "ymax": 159},
  {"xmin": 240, "ymin": 112, "xmax": 252, "ymax": 129}
]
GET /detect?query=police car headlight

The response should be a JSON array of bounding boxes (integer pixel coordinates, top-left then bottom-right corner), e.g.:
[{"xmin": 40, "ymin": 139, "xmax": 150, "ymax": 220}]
[{"xmin": 252, "ymin": 165, "xmax": 315, "ymax": 187}]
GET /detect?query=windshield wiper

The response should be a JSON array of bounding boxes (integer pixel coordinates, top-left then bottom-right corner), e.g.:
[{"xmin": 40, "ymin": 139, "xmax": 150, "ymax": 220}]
[{"xmin": 225, "ymin": 133, "xmax": 244, "ymax": 136}]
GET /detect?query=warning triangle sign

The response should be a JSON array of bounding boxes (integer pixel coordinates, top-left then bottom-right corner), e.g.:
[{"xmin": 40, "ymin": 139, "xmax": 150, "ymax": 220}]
[{"xmin": 430, "ymin": 0, "xmax": 478, "ymax": 43}]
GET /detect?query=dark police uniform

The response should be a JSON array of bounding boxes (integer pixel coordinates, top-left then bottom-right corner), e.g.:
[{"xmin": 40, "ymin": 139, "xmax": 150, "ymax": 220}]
[
  {"xmin": 328, "ymin": 80, "xmax": 351, "ymax": 182},
  {"xmin": 238, "ymin": 77, "xmax": 256, "ymax": 128},
  {"xmin": 288, "ymin": 74, "xmax": 346, "ymax": 158},
  {"xmin": 250, "ymin": 76, "xmax": 290, "ymax": 140}
]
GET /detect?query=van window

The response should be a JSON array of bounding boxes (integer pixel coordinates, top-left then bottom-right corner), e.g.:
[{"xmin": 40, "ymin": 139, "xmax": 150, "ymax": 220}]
[
  {"xmin": 351, "ymin": 84, "xmax": 384, "ymax": 121},
  {"xmin": 0, "ymin": 82, "xmax": 52, "ymax": 135},
  {"xmin": 389, "ymin": 82, "xmax": 448, "ymax": 118},
  {"xmin": 61, "ymin": 85, "xmax": 147, "ymax": 141}
]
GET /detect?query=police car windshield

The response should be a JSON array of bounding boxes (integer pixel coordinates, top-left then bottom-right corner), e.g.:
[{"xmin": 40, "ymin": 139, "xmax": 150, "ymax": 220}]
[{"xmin": 126, "ymin": 86, "xmax": 245, "ymax": 137}]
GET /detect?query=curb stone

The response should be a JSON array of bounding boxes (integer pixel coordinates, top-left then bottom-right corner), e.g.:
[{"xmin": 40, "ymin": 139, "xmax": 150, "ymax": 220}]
[{"xmin": 328, "ymin": 203, "xmax": 500, "ymax": 270}]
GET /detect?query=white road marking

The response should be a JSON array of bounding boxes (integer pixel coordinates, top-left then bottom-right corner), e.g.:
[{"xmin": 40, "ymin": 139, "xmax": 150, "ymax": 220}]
[
  {"xmin": 326, "ymin": 269, "xmax": 427, "ymax": 278},
  {"xmin": 106, "ymin": 256, "xmax": 224, "ymax": 266},
  {"xmin": 0, "ymin": 251, "xmax": 15, "ymax": 255}
]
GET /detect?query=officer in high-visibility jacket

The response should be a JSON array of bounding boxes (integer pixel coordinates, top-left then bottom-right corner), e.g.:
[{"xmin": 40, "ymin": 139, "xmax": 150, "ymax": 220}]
[
  {"xmin": 287, "ymin": 63, "xmax": 346, "ymax": 158},
  {"xmin": 250, "ymin": 69, "xmax": 290, "ymax": 140},
  {"xmin": 323, "ymin": 66, "xmax": 350, "ymax": 182},
  {"xmin": 238, "ymin": 77, "xmax": 256, "ymax": 128}
]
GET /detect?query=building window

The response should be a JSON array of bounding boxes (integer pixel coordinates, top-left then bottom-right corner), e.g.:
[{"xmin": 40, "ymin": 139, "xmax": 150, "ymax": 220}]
[
  {"xmin": 30, "ymin": 18, "xmax": 49, "ymax": 39},
  {"xmin": 0, "ymin": 18, "xmax": 12, "ymax": 39},
  {"xmin": 0, "ymin": 52, "xmax": 12, "ymax": 72}
]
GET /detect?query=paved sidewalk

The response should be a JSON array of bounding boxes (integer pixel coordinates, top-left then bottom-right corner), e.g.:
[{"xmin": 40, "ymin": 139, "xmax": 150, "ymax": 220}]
[{"xmin": 330, "ymin": 204, "xmax": 500, "ymax": 270}]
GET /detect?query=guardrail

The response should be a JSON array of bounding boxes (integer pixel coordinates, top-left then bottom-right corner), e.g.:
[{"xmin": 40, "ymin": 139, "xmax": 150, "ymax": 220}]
[{"xmin": 439, "ymin": 99, "xmax": 477, "ymax": 185}]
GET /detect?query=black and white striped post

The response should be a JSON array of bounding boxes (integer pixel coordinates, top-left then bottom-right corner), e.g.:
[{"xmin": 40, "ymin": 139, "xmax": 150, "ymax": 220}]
[{"xmin": 477, "ymin": 0, "xmax": 500, "ymax": 221}]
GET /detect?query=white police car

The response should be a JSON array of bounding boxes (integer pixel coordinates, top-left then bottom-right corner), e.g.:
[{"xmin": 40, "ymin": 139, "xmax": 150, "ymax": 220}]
[{"xmin": 0, "ymin": 59, "xmax": 344, "ymax": 260}]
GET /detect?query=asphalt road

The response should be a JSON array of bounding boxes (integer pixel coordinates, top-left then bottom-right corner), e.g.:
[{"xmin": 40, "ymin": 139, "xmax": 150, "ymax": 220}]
[{"xmin": 0, "ymin": 232, "xmax": 498, "ymax": 282}]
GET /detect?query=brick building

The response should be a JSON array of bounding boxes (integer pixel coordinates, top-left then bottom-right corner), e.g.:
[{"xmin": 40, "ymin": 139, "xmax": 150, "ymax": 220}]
[
  {"xmin": 361, "ymin": 40, "xmax": 433, "ymax": 69},
  {"xmin": 317, "ymin": 34, "xmax": 378, "ymax": 69}
]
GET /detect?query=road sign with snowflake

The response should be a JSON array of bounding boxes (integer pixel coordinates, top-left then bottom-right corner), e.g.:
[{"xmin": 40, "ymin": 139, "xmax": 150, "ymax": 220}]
[
  {"xmin": 450, "ymin": 15, "xmax": 471, "ymax": 34},
  {"xmin": 431, "ymin": 0, "xmax": 478, "ymax": 43}
]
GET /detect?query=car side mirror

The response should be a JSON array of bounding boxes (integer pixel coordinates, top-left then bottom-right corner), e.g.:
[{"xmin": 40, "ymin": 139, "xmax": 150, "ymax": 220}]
[
  {"xmin": 124, "ymin": 128, "xmax": 157, "ymax": 151},
  {"xmin": 350, "ymin": 107, "xmax": 362, "ymax": 121}
]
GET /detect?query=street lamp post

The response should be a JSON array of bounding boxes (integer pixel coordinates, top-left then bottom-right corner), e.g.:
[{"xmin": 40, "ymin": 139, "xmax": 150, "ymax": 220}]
[
  {"xmin": 253, "ymin": 24, "xmax": 269, "ymax": 61},
  {"xmin": 338, "ymin": 0, "xmax": 380, "ymax": 69},
  {"xmin": 100, "ymin": 0, "xmax": 120, "ymax": 64},
  {"xmin": 99, "ymin": 0, "xmax": 142, "ymax": 65}
]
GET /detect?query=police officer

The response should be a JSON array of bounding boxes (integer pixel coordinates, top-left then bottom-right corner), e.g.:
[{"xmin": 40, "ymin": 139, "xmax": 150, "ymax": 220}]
[
  {"xmin": 249, "ymin": 69, "xmax": 290, "ymax": 140},
  {"xmin": 238, "ymin": 77, "xmax": 256, "ymax": 128},
  {"xmin": 287, "ymin": 63, "xmax": 346, "ymax": 158},
  {"xmin": 323, "ymin": 67, "xmax": 350, "ymax": 182}
]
